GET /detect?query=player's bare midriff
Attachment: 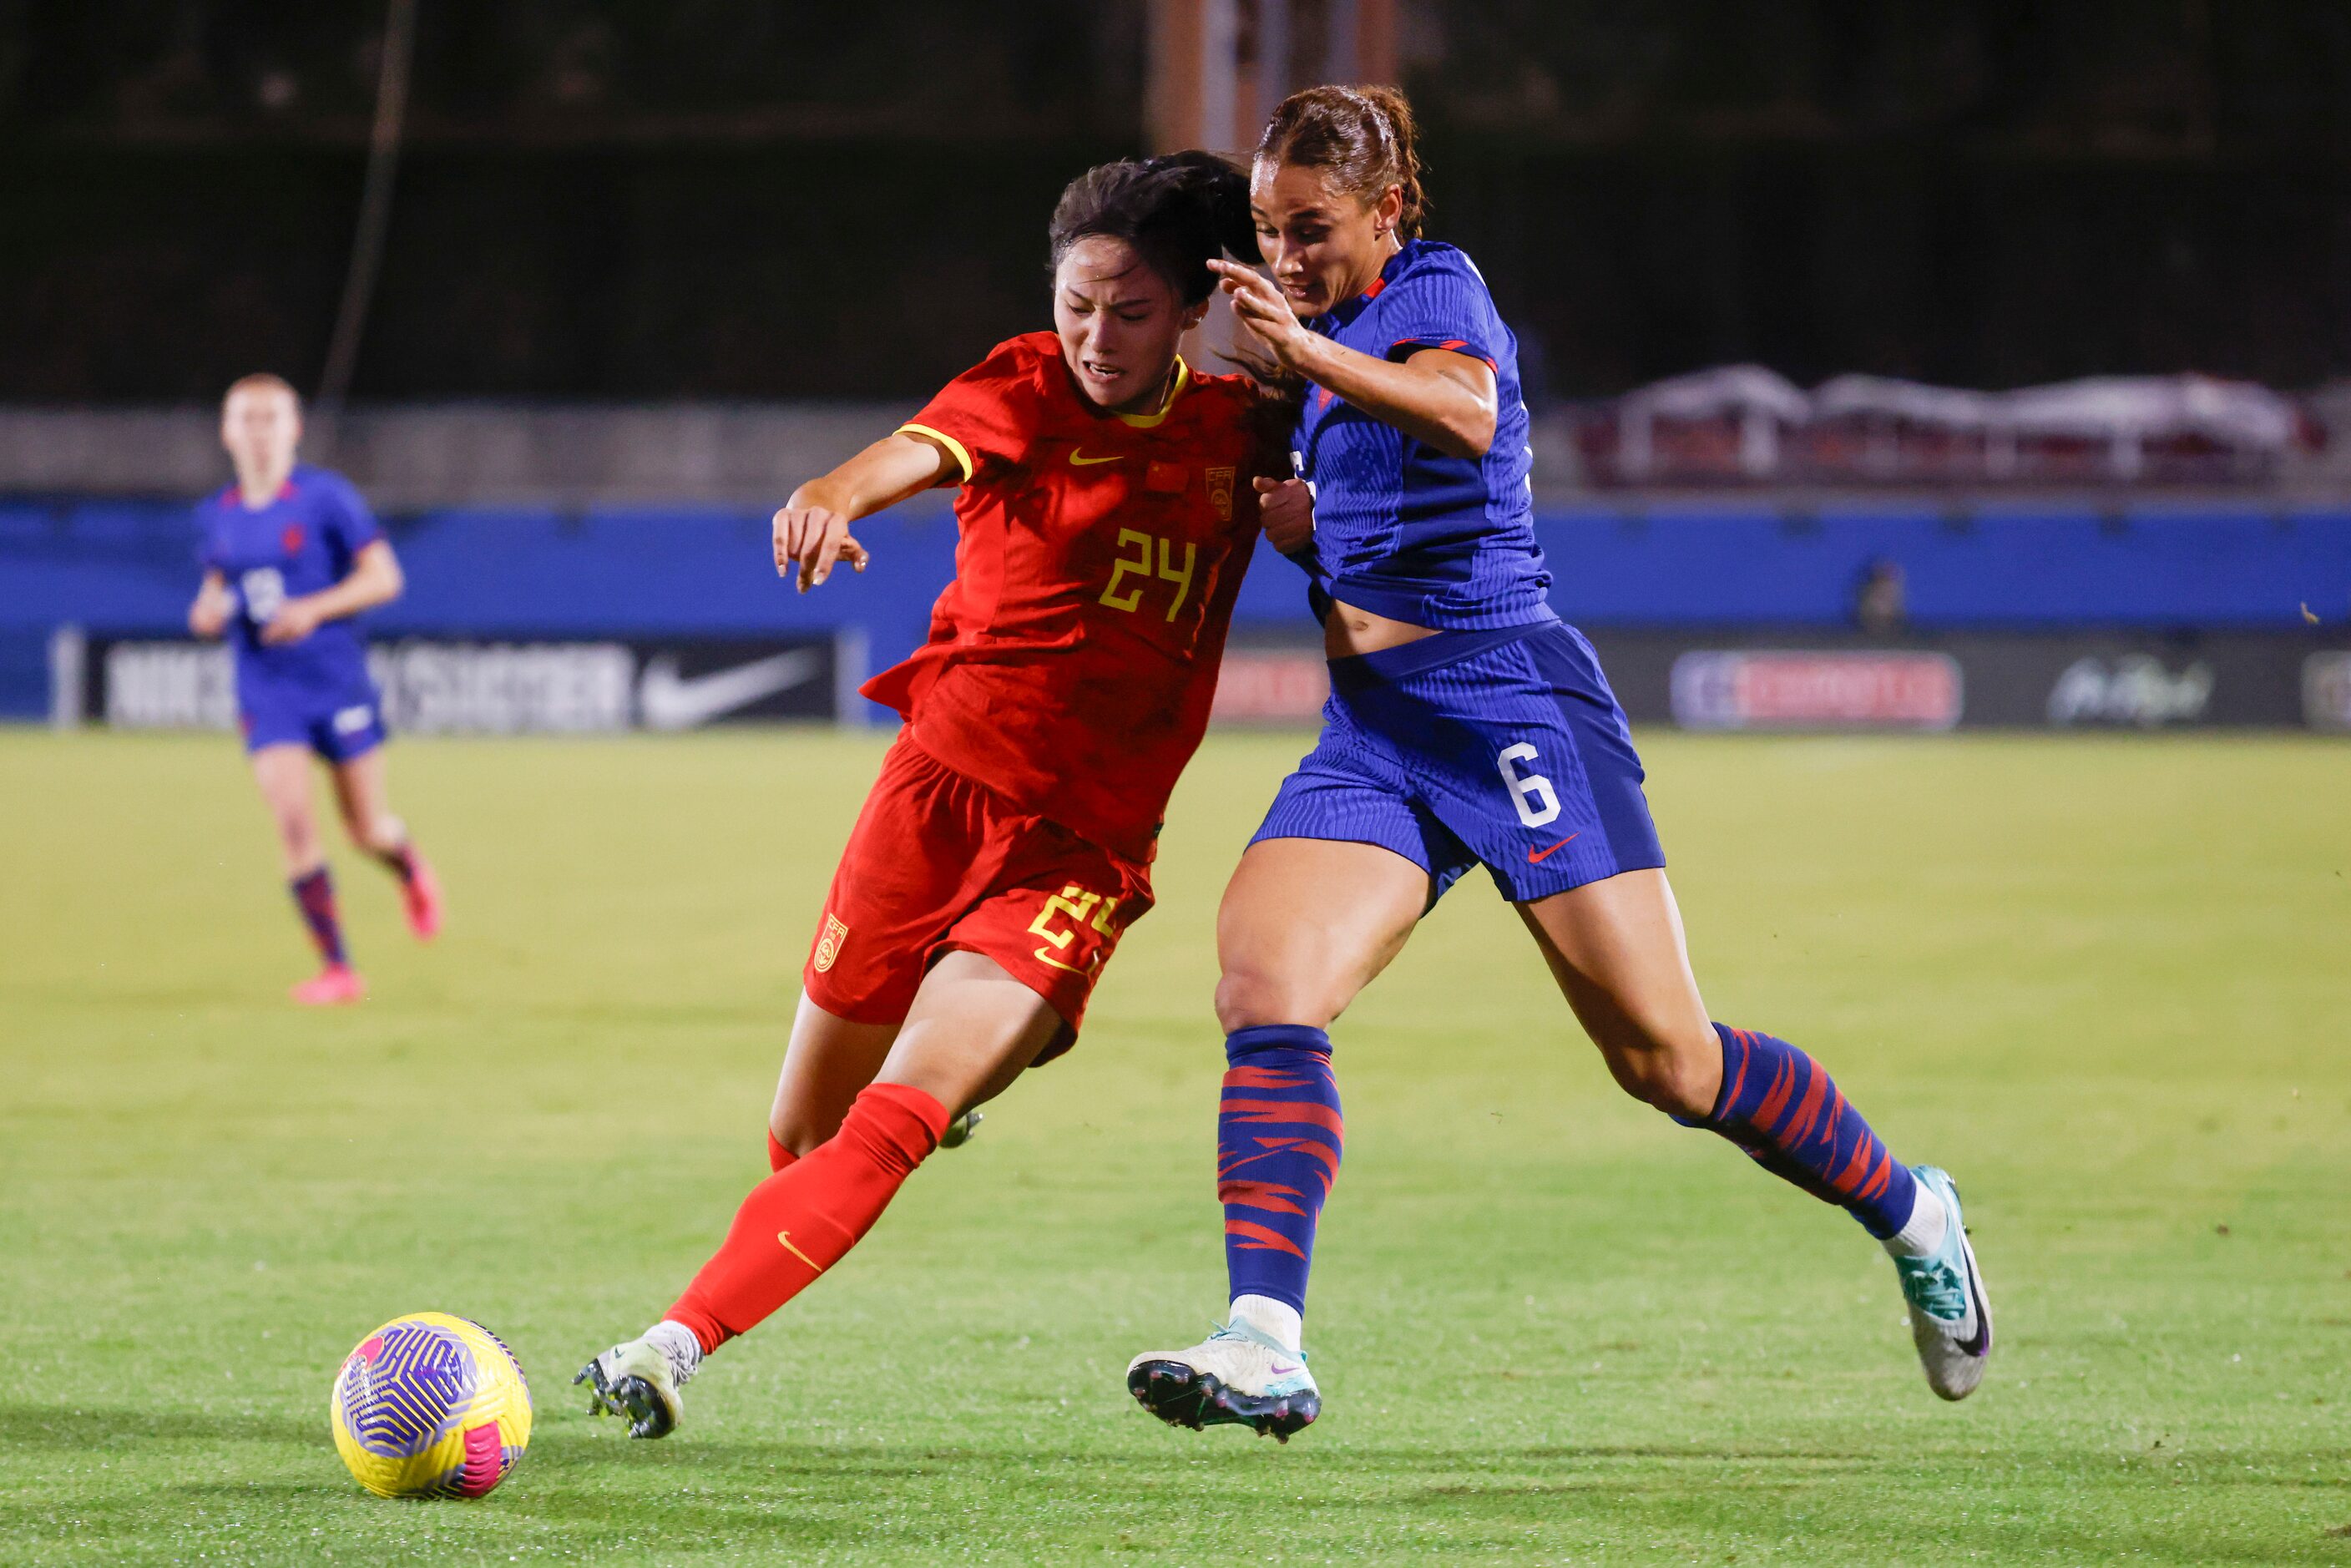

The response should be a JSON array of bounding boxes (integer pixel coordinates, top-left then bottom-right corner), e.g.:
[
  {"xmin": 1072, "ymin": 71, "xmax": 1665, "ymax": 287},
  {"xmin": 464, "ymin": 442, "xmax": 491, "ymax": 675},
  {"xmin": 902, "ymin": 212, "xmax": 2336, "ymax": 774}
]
[{"xmin": 1322, "ymin": 598, "xmax": 1441, "ymax": 660}]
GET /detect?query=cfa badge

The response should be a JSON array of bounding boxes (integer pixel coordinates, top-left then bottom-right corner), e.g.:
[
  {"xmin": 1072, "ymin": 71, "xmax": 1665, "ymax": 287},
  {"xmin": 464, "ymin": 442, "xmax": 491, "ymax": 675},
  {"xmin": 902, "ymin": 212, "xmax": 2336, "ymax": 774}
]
[
  {"xmin": 812, "ymin": 913, "xmax": 850, "ymax": 974},
  {"xmin": 1206, "ymin": 465, "xmax": 1236, "ymax": 522}
]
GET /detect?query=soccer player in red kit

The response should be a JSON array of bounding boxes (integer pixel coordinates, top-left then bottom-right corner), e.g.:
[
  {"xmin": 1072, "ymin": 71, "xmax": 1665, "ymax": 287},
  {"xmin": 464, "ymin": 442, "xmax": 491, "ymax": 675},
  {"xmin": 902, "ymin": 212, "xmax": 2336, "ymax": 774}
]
[{"xmin": 576, "ymin": 153, "xmax": 1303, "ymax": 1438}]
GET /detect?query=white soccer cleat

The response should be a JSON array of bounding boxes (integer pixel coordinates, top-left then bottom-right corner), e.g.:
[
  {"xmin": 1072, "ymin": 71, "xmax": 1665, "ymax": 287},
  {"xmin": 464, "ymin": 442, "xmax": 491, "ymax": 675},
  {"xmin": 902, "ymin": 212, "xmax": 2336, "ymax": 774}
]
[
  {"xmin": 1126, "ymin": 1320, "xmax": 1320, "ymax": 1442},
  {"xmin": 1893, "ymin": 1165, "xmax": 1994, "ymax": 1401},
  {"xmin": 575, "ymin": 1327, "xmax": 698, "ymax": 1439}
]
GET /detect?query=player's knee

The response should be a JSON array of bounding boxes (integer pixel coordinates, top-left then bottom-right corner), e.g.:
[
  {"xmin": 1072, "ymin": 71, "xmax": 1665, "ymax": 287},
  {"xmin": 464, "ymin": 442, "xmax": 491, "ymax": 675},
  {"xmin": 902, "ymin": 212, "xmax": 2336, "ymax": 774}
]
[
  {"xmin": 769, "ymin": 1104, "xmax": 842, "ymax": 1159},
  {"xmin": 351, "ymin": 812, "xmax": 403, "ymax": 854},
  {"xmin": 274, "ymin": 807, "xmax": 321, "ymax": 854},
  {"xmin": 1600, "ymin": 1025, "xmax": 1720, "ymax": 1121},
  {"xmin": 1214, "ymin": 964, "xmax": 1337, "ymax": 1034},
  {"xmin": 1608, "ymin": 1044, "xmax": 1721, "ymax": 1114}
]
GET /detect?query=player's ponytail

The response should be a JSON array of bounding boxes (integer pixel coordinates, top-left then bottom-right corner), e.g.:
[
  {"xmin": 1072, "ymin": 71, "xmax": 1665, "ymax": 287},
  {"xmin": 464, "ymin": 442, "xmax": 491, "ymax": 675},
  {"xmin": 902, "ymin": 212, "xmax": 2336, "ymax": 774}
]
[
  {"xmin": 1256, "ymin": 83, "xmax": 1427, "ymax": 240},
  {"xmin": 1049, "ymin": 151, "xmax": 1254, "ymax": 307}
]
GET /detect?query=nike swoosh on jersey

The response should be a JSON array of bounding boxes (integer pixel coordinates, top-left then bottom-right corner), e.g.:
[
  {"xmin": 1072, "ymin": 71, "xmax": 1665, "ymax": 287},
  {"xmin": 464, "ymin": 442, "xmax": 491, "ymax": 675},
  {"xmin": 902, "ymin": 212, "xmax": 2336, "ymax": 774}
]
[
  {"xmin": 639, "ymin": 650, "xmax": 822, "ymax": 731},
  {"xmin": 1069, "ymin": 450, "xmax": 1124, "ymax": 465},
  {"xmin": 1527, "ymin": 833, "xmax": 1580, "ymax": 863}
]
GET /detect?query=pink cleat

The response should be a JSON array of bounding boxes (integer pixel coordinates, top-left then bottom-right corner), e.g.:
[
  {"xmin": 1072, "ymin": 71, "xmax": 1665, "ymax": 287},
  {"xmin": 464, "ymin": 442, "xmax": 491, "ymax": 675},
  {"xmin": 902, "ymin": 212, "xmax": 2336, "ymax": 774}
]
[
  {"xmin": 291, "ymin": 964, "xmax": 367, "ymax": 1006},
  {"xmin": 402, "ymin": 852, "xmax": 443, "ymax": 941}
]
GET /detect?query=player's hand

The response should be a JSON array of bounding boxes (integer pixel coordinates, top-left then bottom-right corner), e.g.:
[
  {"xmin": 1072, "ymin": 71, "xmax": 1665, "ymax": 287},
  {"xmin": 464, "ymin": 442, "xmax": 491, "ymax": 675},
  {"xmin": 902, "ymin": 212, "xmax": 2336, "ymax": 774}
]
[
  {"xmin": 260, "ymin": 596, "xmax": 323, "ymax": 645},
  {"xmin": 187, "ymin": 584, "xmax": 231, "ymax": 639},
  {"xmin": 1256, "ymin": 475, "xmax": 1315, "ymax": 556},
  {"xmin": 1208, "ymin": 259, "xmax": 1312, "ymax": 372},
  {"xmin": 772, "ymin": 503, "xmax": 870, "ymax": 593}
]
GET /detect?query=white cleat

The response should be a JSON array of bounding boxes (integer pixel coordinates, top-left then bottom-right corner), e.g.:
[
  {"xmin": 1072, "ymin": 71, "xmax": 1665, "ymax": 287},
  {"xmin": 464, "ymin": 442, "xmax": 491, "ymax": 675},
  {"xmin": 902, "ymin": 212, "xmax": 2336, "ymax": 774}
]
[
  {"xmin": 1126, "ymin": 1320, "xmax": 1320, "ymax": 1442},
  {"xmin": 575, "ymin": 1328, "xmax": 697, "ymax": 1439},
  {"xmin": 1894, "ymin": 1166, "xmax": 1994, "ymax": 1401}
]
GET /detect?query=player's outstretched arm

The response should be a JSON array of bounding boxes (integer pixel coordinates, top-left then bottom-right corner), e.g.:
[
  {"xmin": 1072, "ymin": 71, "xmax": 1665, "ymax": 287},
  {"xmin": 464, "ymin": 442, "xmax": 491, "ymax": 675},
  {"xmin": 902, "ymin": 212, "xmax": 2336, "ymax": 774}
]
[
  {"xmin": 188, "ymin": 570, "xmax": 233, "ymax": 638},
  {"xmin": 1208, "ymin": 258, "xmax": 1498, "ymax": 460},
  {"xmin": 773, "ymin": 431, "xmax": 959, "ymax": 594},
  {"xmin": 260, "ymin": 540, "xmax": 403, "ymax": 645}
]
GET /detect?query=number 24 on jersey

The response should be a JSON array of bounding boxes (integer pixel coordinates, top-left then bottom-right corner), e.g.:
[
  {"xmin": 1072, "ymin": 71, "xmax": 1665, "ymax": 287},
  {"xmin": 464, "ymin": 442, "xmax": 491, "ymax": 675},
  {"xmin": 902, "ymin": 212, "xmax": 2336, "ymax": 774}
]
[{"xmin": 1098, "ymin": 529, "xmax": 1196, "ymax": 623}]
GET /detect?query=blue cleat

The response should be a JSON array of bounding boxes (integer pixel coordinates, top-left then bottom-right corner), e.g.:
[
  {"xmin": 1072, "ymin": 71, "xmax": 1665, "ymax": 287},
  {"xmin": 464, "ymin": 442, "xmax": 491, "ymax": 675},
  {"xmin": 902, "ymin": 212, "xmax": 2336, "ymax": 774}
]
[{"xmin": 1894, "ymin": 1165, "xmax": 1993, "ymax": 1400}]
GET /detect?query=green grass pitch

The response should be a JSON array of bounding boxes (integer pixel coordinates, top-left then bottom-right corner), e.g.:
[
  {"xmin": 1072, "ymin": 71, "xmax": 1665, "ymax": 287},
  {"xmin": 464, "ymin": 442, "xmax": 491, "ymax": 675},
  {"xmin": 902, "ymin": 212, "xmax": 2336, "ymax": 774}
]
[{"xmin": 1, "ymin": 727, "xmax": 2346, "ymax": 1565}]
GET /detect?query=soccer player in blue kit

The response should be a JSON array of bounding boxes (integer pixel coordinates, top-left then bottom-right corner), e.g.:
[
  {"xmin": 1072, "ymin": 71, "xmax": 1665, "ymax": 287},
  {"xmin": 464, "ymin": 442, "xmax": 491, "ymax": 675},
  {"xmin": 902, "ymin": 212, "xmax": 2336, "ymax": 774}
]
[
  {"xmin": 187, "ymin": 374, "xmax": 442, "ymax": 1004},
  {"xmin": 1128, "ymin": 86, "xmax": 1992, "ymax": 1440}
]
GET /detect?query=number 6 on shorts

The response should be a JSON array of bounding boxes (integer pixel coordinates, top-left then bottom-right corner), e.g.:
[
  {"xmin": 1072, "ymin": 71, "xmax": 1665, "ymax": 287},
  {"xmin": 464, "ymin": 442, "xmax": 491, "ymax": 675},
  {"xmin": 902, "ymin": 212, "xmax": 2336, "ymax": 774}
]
[{"xmin": 1496, "ymin": 742, "xmax": 1560, "ymax": 827}]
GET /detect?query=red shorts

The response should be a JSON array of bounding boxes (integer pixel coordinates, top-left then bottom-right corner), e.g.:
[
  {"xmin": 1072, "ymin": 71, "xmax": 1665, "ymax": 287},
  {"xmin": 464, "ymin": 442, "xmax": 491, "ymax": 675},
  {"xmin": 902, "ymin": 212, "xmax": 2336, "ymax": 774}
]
[{"xmin": 802, "ymin": 736, "xmax": 1155, "ymax": 1052}]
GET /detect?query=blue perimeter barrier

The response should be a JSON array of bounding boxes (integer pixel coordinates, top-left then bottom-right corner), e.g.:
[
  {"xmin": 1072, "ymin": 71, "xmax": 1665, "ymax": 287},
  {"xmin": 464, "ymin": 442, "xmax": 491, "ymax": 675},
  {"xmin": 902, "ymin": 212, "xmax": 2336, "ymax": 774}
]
[{"xmin": 4, "ymin": 493, "xmax": 2348, "ymax": 720}]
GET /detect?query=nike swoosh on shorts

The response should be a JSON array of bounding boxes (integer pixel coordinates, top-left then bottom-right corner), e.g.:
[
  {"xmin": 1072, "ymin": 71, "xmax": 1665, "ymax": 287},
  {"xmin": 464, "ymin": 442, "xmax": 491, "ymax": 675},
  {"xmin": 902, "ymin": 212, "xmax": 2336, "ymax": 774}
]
[{"xmin": 1527, "ymin": 833, "xmax": 1580, "ymax": 863}]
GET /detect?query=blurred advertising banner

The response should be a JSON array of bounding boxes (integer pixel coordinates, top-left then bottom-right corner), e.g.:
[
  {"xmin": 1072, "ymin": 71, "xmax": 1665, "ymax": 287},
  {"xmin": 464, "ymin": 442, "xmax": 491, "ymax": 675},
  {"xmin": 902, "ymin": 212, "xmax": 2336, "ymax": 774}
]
[
  {"xmin": 2307, "ymin": 652, "xmax": 2351, "ymax": 732},
  {"xmin": 1210, "ymin": 647, "xmax": 1331, "ymax": 725},
  {"xmin": 1670, "ymin": 651, "xmax": 1963, "ymax": 731},
  {"xmin": 51, "ymin": 630, "xmax": 862, "ymax": 732},
  {"xmin": 48, "ymin": 626, "xmax": 2351, "ymax": 734},
  {"xmin": 1587, "ymin": 630, "xmax": 2351, "ymax": 731}
]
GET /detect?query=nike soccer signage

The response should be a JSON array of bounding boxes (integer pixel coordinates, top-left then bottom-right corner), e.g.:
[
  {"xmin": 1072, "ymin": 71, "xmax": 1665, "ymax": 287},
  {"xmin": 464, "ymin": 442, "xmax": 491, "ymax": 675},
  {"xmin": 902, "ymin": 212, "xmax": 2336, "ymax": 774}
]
[{"xmin": 57, "ymin": 633, "xmax": 858, "ymax": 732}]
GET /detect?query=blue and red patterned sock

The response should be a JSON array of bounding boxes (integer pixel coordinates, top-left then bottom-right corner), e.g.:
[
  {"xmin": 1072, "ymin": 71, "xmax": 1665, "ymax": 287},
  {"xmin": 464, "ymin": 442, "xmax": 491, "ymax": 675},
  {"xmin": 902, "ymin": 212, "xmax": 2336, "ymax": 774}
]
[
  {"xmin": 1219, "ymin": 1025, "xmax": 1342, "ymax": 1314},
  {"xmin": 289, "ymin": 867, "xmax": 348, "ymax": 967},
  {"xmin": 1696, "ymin": 1023, "xmax": 1917, "ymax": 1238}
]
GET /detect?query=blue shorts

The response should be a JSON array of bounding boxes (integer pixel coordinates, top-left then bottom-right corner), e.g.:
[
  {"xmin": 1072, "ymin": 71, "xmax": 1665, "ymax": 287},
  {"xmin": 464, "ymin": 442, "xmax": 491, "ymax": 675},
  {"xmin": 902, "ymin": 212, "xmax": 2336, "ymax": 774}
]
[
  {"xmin": 241, "ymin": 691, "xmax": 388, "ymax": 763},
  {"xmin": 1252, "ymin": 620, "xmax": 1666, "ymax": 904}
]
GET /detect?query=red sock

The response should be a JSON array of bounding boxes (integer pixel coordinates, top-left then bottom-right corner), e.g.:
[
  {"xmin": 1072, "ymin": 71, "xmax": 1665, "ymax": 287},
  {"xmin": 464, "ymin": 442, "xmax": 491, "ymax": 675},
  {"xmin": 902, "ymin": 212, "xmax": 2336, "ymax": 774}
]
[
  {"xmin": 667, "ymin": 1083, "xmax": 948, "ymax": 1353},
  {"xmin": 766, "ymin": 1131, "xmax": 796, "ymax": 1173}
]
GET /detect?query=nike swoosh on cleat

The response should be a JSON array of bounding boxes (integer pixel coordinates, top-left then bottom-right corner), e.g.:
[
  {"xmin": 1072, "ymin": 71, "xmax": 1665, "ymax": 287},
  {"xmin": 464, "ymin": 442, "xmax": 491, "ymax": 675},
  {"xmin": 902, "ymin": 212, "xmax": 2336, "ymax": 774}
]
[
  {"xmin": 1527, "ymin": 833, "xmax": 1580, "ymax": 863},
  {"xmin": 1069, "ymin": 450, "xmax": 1123, "ymax": 465},
  {"xmin": 1270, "ymin": 1362, "xmax": 1302, "ymax": 1376},
  {"xmin": 1956, "ymin": 1238, "xmax": 1993, "ymax": 1356}
]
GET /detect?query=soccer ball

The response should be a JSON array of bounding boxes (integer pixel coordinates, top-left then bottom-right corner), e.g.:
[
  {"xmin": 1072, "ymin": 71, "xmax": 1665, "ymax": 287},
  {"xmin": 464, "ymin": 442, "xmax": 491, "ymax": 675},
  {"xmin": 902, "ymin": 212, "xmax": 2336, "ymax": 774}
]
[{"xmin": 330, "ymin": 1312, "xmax": 533, "ymax": 1499}]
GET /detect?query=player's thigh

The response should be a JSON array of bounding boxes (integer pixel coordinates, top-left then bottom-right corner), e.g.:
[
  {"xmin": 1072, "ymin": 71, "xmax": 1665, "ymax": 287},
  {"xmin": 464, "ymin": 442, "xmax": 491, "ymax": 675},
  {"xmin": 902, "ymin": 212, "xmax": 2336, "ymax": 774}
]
[
  {"xmin": 328, "ymin": 748, "xmax": 398, "ymax": 842},
  {"xmin": 250, "ymin": 744, "xmax": 317, "ymax": 824},
  {"xmin": 771, "ymin": 991, "xmax": 900, "ymax": 1155},
  {"xmin": 1518, "ymin": 868, "xmax": 1719, "ymax": 1116},
  {"xmin": 874, "ymin": 949, "xmax": 1067, "ymax": 1119},
  {"xmin": 1215, "ymin": 837, "xmax": 1428, "ymax": 1031}
]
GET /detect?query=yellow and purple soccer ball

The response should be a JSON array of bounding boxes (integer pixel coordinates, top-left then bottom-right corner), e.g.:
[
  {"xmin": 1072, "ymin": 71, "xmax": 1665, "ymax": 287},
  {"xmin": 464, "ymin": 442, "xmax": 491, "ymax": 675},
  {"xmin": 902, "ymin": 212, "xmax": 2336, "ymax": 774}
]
[{"xmin": 330, "ymin": 1312, "xmax": 533, "ymax": 1499}]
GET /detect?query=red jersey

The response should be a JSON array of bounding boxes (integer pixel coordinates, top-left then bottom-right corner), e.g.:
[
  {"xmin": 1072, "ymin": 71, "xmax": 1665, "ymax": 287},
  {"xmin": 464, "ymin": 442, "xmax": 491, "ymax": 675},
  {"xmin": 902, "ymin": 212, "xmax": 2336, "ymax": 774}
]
[{"xmin": 866, "ymin": 331, "xmax": 1272, "ymax": 862}]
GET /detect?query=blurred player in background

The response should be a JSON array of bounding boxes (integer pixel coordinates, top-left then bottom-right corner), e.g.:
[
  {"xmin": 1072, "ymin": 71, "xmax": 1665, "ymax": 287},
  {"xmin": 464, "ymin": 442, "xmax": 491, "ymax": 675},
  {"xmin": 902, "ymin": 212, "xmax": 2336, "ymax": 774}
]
[
  {"xmin": 1127, "ymin": 86, "xmax": 1991, "ymax": 1441},
  {"xmin": 576, "ymin": 153, "xmax": 1305, "ymax": 1439},
  {"xmin": 187, "ymin": 374, "xmax": 442, "ymax": 1004}
]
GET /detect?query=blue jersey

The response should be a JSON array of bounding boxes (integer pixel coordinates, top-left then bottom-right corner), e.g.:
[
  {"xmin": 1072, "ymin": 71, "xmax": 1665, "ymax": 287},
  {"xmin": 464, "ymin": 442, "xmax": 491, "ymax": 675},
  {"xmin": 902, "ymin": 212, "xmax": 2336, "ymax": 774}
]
[
  {"xmin": 1291, "ymin": 239, "xmax": 1549, "ymax": 630},
  {"xmin": 198, "ymin": 464, "xmax": 382, "ymax": 714}
]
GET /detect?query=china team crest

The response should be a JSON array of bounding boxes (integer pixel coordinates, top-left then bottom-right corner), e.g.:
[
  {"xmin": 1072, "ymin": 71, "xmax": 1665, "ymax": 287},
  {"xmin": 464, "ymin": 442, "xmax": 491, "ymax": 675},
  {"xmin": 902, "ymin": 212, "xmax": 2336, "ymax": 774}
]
[
  {"xmin": 1205, "ymin": 466, "xmax": 1236, "ymax": 522},
  {"xmin": 812, "ymin": 913, "xmax": 849, "ymax": 974}
]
